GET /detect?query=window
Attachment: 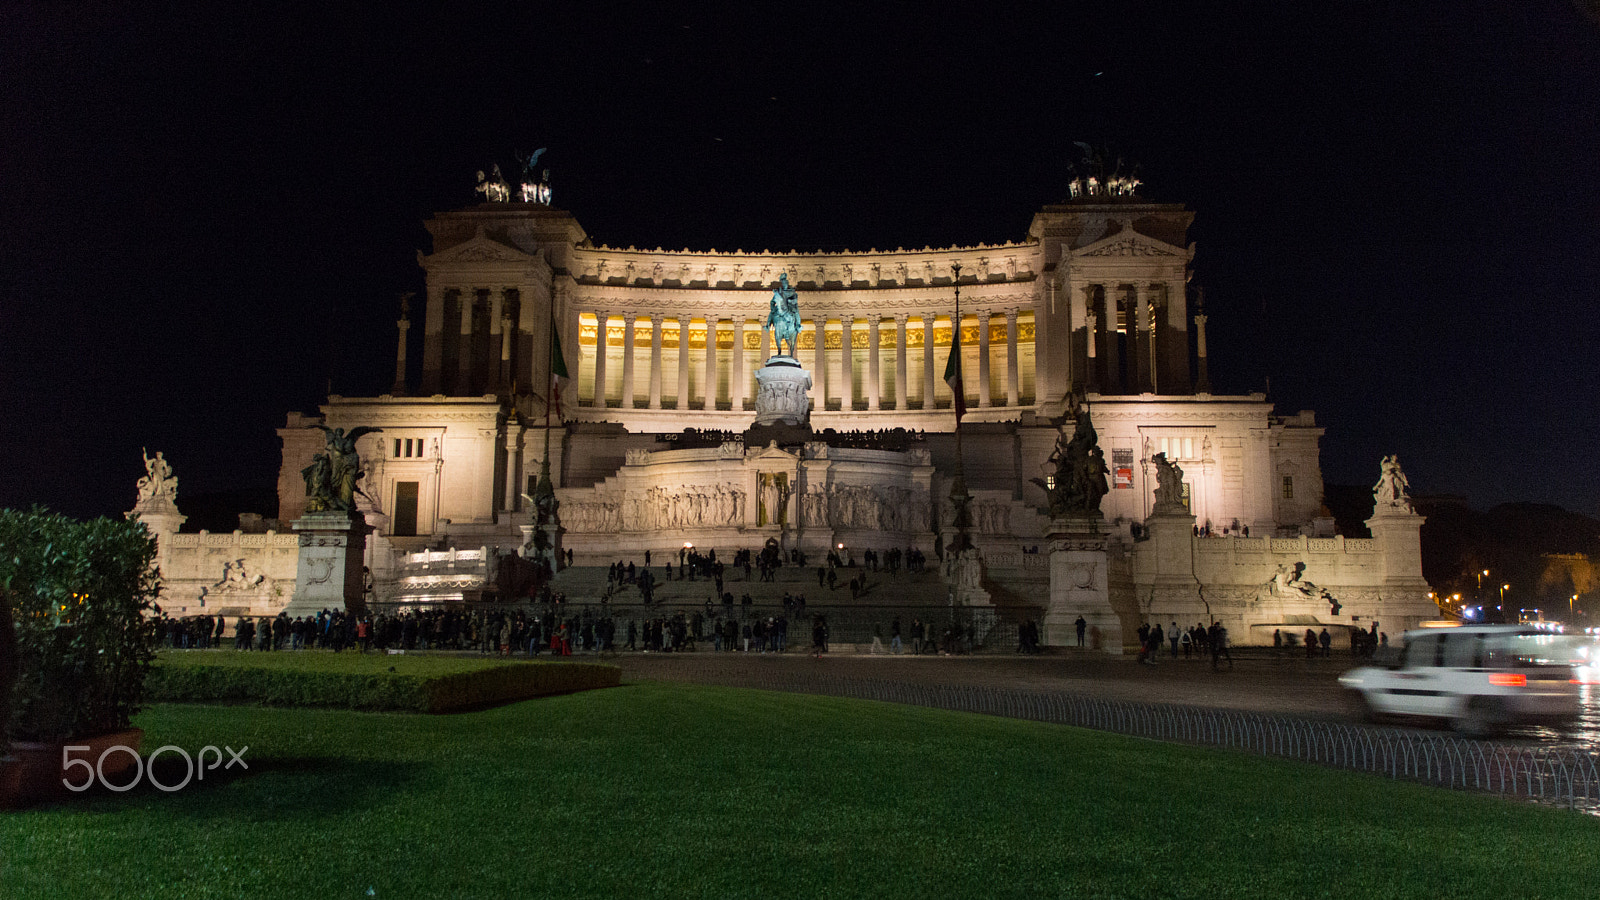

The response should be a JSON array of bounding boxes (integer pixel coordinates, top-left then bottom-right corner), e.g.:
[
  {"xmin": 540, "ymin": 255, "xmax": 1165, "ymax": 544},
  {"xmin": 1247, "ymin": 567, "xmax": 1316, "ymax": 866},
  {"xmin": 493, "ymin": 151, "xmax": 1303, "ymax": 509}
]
[
  {"xmin": 1282, "ymin": 475, "xmax": 1294, "ymax": 499},
  {"xmin": 393, "ymin": 438, "xmax": 425, "ymax": 459}
]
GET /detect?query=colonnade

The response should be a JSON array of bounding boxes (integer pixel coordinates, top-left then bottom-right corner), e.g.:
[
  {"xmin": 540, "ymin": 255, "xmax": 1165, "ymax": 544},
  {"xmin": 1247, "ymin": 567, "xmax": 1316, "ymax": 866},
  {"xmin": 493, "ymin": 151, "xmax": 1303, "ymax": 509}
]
[
  {"xmin": 581, "ymin": 309, "xmax": 1034, "ymax": 413},
  {"xmin": 1070, "ymin": 280, "xmax": 1189, "ymax": 395},
  {"xmin": 420, "ymin": 286, "xmax": 546, "ymax": 397}
]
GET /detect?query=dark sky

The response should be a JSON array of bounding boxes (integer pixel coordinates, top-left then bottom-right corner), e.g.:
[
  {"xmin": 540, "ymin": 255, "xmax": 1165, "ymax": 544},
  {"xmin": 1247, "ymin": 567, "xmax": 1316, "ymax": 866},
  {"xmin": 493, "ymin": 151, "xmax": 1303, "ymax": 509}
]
[{"xmin": 3, "ymin": 2, "xmax": 1598, "ymax": 521}]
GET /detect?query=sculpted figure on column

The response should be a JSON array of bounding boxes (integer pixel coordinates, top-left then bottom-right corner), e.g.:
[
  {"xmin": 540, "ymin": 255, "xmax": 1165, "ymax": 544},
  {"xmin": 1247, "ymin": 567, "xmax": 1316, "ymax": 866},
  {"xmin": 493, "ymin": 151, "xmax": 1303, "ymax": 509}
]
[{"xmin": 765, "ymin": 273, "xmax": 801, "ymax": 359}]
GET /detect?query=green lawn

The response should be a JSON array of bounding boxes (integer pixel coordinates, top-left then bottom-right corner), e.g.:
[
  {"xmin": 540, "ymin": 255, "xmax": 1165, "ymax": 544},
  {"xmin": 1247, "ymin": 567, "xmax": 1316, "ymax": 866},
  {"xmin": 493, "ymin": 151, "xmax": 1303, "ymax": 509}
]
[
  {"xmin": 1, "ymin": 681, "xmax": 1595, "ymax": 899},
  {"xmin": 152, "ymin": 649, "xmax": 543, "ymax": 676}
]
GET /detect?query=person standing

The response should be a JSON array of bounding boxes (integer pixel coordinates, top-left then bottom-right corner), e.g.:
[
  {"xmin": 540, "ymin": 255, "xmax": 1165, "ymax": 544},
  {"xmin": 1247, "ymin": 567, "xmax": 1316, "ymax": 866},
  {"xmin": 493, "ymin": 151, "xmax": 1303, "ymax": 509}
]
[
  {"xmin": 890, "ymin": 617, "xmax": 903, "ymax": 654},
  {"xmin": 1075, "ymin": 615, "xmax": 1087, "ymax": 648},
  {"xmin": 1169, "ymin": 622, "xmax": 1181, "ymax": 657},
  {"xmin": 1319, "ymin": 627, "xmax": 1332, "ymax": 657}
]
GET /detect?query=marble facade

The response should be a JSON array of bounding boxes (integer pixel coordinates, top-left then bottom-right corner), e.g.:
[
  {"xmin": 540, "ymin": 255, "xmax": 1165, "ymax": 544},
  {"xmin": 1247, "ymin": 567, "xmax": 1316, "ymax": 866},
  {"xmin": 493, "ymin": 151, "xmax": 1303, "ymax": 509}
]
[{"xmin": 263, "ymin": 188, "xmax": 1436, "ymax": 645}]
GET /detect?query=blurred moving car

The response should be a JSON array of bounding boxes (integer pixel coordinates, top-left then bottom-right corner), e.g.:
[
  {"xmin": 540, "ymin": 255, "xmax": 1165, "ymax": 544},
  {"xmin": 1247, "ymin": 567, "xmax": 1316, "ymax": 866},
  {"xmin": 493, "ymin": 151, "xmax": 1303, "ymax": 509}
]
[{"xmin": 1339, "ymin": 624, "xmax": 1580, "ymax": 736}]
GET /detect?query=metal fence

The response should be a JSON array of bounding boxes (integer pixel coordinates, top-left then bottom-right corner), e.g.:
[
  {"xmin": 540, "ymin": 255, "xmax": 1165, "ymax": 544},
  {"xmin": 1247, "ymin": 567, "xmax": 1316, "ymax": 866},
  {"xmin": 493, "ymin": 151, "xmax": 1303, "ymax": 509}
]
[{"xmin": 671, "ymin": 667, "xmax": 1600, "ymax": 812}]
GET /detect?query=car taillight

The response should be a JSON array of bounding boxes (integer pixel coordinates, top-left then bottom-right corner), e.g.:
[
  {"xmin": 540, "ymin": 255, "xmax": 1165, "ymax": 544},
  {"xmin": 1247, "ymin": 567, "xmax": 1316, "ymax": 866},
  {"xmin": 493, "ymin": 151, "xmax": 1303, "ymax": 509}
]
[{"xmin": 1488, "ymin": 673, "xmax": 1527, "ymax": 687}]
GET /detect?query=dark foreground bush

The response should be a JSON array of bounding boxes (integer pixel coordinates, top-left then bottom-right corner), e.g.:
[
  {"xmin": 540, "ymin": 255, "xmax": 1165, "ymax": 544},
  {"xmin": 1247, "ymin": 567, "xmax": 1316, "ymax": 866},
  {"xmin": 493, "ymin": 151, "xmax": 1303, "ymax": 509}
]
[{"xmin": 147, "ymin": 657, "xmax": 619, "ymax": 712}]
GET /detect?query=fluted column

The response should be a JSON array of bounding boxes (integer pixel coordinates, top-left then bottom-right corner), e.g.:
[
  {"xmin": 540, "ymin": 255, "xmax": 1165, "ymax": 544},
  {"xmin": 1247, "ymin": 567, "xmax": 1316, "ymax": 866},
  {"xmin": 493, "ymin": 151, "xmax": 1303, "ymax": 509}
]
[
  {"xmin": 487, "ymin": 290, "xmax": 504, "ymax": 392},
  {"xmin": 648, "ymin": 314, "xmax": 664, "ymax": 410},
  {"xmin": 976, "ymin": 308, "xmax": 992, "ymax": 408},
  {"xmin": 1103, "ymin": 285, "xmax": 1120, "ymax": 393},
  {"xmin": 421, "ymin": 285, "xmax": 445, "ymax": 394},
  {"xmin": 392, "ymin": 313, "xmax": 410, "ymax": 395},
  {"xmin": 498, "ymin": 308, "xmax": 513, "ymax": 392},
  {"xmin": 812, "ymin": 317, "xmax": 827, "ymax": 410},
  {"xmin": 703, "ymin": 317, "xmax": 718, "ymax": 409},
  {"xmin": 675, "ymin": 315, "xmax": 691, "ymax": 409},
  {"xmin": 867, "ymin": 316, "xmax": 881, "ymax": 411},
  {"xmin": 454, "ymin": 289, "xmax": 475, "ymax": 395},
  {"xmin": 591, "ymin": 311, "xmax": 609, "ymax": 408},
  {"xmin": 502, "ymin": 420, "xmax": 523, "ymax": 515},
  {"xmin": 621, "ymin": 313, "xmax": 637, "ymax": 409},
  {"xmin": 1194, "ymin": 312, "xmax": 1211, "ymax": 393},
  {"xmin": 893, "ymin": 314, "xmax": 908, "ymax": 410},
  {"xmin": 922, "ymin": 316, "xmax": 936, "ymax": 408},
  {"xmin": 840, "ymin": 316, "xmax": 854, "ymax": 410},
  {"xmin": 1167, "ymin": 280, "xmax": 1190, "ymax": 392},
  {"xmin": 732, "ymin": 317, "xmax": 747, "ymax": 410},
  {"xmin": 1085, "ymin": 307, "xmax": 1101, "ymax": 394},
  {"xmin": 1004, "ymin": 308, "xmax": 1020, "ymax": 407},
  {"xmin": 1134, "ymin": 283, "xmax": 1151, "ymax": 393}
]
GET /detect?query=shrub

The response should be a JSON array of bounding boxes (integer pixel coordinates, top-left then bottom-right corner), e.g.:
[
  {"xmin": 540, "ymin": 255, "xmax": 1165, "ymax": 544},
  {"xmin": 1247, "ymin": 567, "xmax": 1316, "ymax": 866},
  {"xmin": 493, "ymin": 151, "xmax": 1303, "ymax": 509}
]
[
  {"xmin": 146, "ymin": 656, "xmax": 619, "ymax": 712},
  {"xmin": 1, "ymin": 508, "xmax": 162, "ymax": 742}
]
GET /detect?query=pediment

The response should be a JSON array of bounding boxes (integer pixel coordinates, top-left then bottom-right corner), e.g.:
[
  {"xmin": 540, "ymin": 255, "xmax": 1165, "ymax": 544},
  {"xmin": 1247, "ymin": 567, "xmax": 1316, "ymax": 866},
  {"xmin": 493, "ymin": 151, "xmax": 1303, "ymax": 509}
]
[
  {"xmin": 1071, "ymin": 232, "xmax": 1187, "ymax": 260},
  {"xmin": 423, "ymin": 229, "xmax": 538, "ymax": 266}
]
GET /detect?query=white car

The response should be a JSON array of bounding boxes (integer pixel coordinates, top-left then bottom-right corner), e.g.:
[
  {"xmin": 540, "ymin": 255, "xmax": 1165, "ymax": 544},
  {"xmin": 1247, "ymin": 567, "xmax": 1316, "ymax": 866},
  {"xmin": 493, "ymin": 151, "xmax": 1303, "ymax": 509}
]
[{"xmin": 1339, "ymin": 624, "xmax": 1580, "ymax": 736}]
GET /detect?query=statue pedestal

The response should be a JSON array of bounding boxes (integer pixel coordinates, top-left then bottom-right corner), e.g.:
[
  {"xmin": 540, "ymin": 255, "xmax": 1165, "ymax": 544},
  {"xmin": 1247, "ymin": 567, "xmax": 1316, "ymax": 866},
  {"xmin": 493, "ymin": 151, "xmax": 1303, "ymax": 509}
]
[
  {"xmin": 1043, "ymin": 516, "xmax": 1120, "ymax": 653},
  {"xmin": 284, "ymin": 512, "xmax": 370, "ymax": 617},
  {"xmin": 753, "ymin": 358, "xmax": 811, "ymax": 426}
]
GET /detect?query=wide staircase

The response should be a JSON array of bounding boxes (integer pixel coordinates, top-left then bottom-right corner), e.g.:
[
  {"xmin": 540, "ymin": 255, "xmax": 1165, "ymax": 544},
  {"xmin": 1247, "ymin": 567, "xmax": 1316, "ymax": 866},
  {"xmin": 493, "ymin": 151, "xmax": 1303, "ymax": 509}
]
[{"xmin": 546, "ymin": 560, "xmax": 1022, "ymax": 650}]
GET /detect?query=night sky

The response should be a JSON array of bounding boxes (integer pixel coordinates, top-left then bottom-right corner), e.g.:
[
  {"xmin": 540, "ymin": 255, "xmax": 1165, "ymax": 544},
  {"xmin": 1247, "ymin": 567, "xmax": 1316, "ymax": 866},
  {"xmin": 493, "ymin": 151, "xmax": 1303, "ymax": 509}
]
[{"xmin": 4, "ymin": 2, "xmax": 1598, "ymax": 523}]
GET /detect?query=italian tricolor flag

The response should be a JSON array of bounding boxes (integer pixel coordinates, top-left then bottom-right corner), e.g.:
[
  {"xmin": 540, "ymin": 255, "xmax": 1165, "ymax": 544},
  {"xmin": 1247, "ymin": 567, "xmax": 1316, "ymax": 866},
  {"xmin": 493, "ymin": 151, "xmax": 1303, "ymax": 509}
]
[
  {"xmin": 550, "ymin": 328, "xmax": 570, "ymax": 420},
  {"xmin": 944, "ymin": 336, "xmax": 965, "ymax": 423}
]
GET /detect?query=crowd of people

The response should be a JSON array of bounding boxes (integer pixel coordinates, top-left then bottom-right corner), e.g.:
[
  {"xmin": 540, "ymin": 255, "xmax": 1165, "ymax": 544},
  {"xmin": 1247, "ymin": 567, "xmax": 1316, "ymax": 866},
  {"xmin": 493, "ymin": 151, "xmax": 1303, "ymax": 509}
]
[{"xmin": 1134, "ymin": 620, "xmax": 1235, "ymax": 669}]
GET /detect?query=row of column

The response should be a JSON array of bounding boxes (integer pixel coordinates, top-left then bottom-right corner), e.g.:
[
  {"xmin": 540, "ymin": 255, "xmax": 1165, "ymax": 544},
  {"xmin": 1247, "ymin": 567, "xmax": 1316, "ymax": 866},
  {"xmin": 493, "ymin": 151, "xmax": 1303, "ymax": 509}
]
[
  {"xmin": 584, "ymin": 310, "xmax": 1026, "ymax": 411},
  {"xmin": 421, "ymin": 286, "xmax": 539, "ymax": 397},
  {"xmin": 1073, "ymin": 281, "xmax": 1187, "ymax": 395}
]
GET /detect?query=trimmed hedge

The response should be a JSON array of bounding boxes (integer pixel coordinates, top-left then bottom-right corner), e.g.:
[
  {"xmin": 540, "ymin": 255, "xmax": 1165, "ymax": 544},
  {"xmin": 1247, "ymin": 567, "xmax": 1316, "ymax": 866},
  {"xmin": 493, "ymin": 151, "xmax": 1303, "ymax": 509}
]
[{"xmin": 146, "ymin": 654, "xmax": 619, "ymax": 713}]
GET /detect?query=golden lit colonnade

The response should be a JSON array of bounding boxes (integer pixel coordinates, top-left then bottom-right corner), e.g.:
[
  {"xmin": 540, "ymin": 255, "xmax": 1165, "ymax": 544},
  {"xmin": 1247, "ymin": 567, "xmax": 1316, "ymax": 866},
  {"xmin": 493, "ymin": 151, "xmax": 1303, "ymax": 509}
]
[{"xmin": 575, "ymin": 309, "xmax": 1039, "ymax": 421}]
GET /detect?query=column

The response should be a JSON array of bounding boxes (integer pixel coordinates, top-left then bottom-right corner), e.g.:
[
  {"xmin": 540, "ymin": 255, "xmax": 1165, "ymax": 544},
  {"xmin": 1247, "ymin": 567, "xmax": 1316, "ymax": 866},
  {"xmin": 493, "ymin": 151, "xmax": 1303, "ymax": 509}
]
[
  {"xmin": 1078, "ymin": 285, "xmax": 1096, "ymax": 393},
  {"xmin": 421, "ymin": 285, "xmax": 445, "ymax": 394},
  {"xmin": 1194, "ymin": 313, "xmax": 1211, "ymax": 393},
  {"xmin": 1167, "ymin": 280, "xmax": 1191, "ymax": 392},
  {"xmin": 976, "ymin": 308, "xmax": 992, "ymax": 408},
  {"xmin": 498, "ymin": 307, "xmax": 513, "ymax": 391},
  {"xmin": 648, "ymin": 314, "xmax": 664, "ymax": 410},
  {"xmin": 621, "ymin": 313, "xmax": 637, "ymax": 409},
  {"xmin": 703, "ymin": 317, "xmax": 718, "ymax": 409},
  {"xmin": 488, "ymin": 290, "xmax": 504, "ymax": 392},
  {"xmin": 1085, "ymin": 307, "xmax": 1101, "ymax": 394},
  {"xmin": 676, "ymin": 315, "xmax": 691, "ymax": 409},
  {"xmin": 1134, "ymin": 283, "xmax": 1151, "ymax": 393},
  {"xmin": 454, "ymin": 289, "xmax": 475, "ymax": 396},
  {"xmin": 840, "ymin": 316, "xmax": 854, "ymax": 410},
  {"xmin": 392, "ymin": 314, "xmax": 410, "ymax": 395},
  {"xmin": 732, "ymin": 317, "xmax": 747, "ymax": 410},
  {"xmin": 867, "ymin": 316, "xmax": 881, "ymax": 410},
  {"xmin": 893, "ymin": 314, "xmax": 909, "ymax": 411},
  {"xmin": 502, "ymin": 420, "xmax": 524, "ymax": 516},
  {"xmin": 812, "ymin": 316, "xmax": 828, "ymax": 411},
  {"xmin": 591, "ymin": 311, "xmax": 609, "ymax": 408},
  {"xmin": 922, "ymin": 316, "xmax": 936, "ymax": 408},
  {"xmin": 1004, "ymin": 308, "xmax": 1020, "ymax": 407},
  {"xmin": 1102, "ymin": 285, "xmax": 1120, "ymax": 394}
]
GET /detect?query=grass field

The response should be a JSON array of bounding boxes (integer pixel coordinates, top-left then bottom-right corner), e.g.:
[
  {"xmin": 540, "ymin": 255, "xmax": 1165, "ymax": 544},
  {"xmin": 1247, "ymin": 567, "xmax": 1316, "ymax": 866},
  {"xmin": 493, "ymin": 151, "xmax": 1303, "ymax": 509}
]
[
  {"xmin": 1, "ymin": 681, "xmax": 1596, "ymax": 899},
  {"xmin": 146, "ymin": 650, "xmax": 619, "ymax": 713}
]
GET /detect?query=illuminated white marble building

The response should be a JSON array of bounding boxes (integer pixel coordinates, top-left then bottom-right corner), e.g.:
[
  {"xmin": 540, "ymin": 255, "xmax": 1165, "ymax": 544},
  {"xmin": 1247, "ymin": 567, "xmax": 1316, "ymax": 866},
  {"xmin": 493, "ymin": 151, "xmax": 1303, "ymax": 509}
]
[{"xmin": 269, "ymin": 184, "xmax": 1434, "ymax": 644}]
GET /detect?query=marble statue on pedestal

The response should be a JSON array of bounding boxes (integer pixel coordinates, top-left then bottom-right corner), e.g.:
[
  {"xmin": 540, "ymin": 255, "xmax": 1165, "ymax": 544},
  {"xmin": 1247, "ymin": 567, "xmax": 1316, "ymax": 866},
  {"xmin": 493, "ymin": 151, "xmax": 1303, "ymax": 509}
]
[
  {"xmin": 136, "ymin": 448, "xmax": 178, "ymax": 506},
  {"xmin": 1151, "ymin": 452, "xmax": 1186, "ymax": 514},
  {"xmin": 1373, "ymin": 454, "xmax": 1413, "ymax": 513}
]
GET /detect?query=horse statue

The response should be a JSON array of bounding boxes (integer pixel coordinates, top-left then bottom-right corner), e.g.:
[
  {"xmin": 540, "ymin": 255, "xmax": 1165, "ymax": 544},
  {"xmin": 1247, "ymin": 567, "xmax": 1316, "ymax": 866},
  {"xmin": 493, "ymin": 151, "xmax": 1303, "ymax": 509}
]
[{"xmin": 765, "ymin": 272, "xmax": 801, "ymax": 359}]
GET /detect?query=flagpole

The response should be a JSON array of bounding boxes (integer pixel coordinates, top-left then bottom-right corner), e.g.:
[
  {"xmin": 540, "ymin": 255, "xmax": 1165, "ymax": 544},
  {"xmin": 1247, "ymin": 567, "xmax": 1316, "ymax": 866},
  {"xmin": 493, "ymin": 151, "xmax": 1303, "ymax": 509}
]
[{"xmin": 949, "ymin": 263, "xmax": 972, "ymax": 558}]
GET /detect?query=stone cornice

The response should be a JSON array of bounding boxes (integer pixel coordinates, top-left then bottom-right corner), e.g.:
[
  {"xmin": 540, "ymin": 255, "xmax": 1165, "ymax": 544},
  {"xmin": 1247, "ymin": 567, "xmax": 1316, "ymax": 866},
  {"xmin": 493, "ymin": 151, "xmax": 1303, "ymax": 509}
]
[{"xmin": 570, "ymin": 286, "xmax": 1039, "ymax": 317}]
